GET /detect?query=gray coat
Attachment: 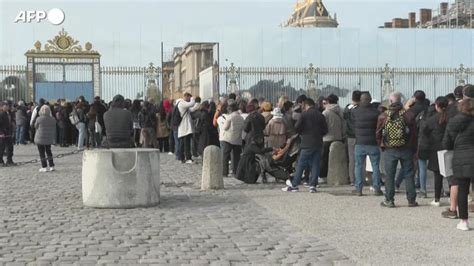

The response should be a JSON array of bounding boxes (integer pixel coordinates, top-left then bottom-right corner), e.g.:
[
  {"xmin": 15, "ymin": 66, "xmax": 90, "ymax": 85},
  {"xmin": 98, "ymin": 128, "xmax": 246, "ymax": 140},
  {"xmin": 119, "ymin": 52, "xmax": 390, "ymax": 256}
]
[
  {"xmin": 34, "ymin": 116, "xmax": 56, "ymax": 145},
  {"xmin": 322, "ymin": 104, "xmax": 346, "ymax": 142}
]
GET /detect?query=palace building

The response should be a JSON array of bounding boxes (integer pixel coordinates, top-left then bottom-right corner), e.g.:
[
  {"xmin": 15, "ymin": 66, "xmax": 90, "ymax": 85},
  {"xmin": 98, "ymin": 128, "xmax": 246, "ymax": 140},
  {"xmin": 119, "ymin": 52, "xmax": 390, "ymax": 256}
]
[
  {"xmin": 283, "ymin": 0, "xmax": 338, "ymax": 28},
  {"xmin": 381, "ymin": 0, "xmax": 474, "ymax": 28}
]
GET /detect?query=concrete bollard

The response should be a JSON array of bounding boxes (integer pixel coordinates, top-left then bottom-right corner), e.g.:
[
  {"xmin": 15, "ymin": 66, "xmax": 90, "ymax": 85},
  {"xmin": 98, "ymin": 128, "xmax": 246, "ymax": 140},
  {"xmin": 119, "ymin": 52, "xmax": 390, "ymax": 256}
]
[
  {"xmin": 82, "ymin": 148, "xmax": 160, "ymax": 208},
  {"xmin": 201, "ymin": 145, "xmax": 224, "ymax": 190},
  {"xmin": 327, "ymin": 141, "xmax": 349, "ymax": 186}
]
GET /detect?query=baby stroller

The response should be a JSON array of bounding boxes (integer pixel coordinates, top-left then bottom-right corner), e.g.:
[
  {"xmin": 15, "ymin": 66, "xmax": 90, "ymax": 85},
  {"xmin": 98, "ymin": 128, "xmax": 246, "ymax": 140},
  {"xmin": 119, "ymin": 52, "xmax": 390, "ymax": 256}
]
[{"xmin": 256, "ymin": 134, "xmax": 301, "ymax": 182}]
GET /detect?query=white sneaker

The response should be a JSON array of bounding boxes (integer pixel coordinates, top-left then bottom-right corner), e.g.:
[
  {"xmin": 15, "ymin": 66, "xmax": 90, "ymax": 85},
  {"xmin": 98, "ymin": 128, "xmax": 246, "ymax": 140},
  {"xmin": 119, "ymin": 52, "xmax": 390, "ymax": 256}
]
[
  {"xmin": 369, "ymin": 186, "xmax": 375, "ymax": 192},
  {"xmin": 185, "ymin": 160, "xmax": 193, "ymax": 164},
  {"xmin": 168, "ymin": 152, "xmax": 174, "ymax": 155},
  {"xmin": 286, "ymin": 179, "xmax": 293, "ymax": 187},
  {"xmin": 457, "ymin": 221, "xmax": 470, "ymax": 231},
  {"xmin": 318, "ymin": 177, "xmax": 326, "ymax": 184},
  {"xmin": 48, "ymin": 167, "xmax": 55, "ymax": 172},
  {"xmin": 39, "ymin": 168, "xmax": 48, "ymax": 173},
  {"xmin": 430, "ymin": 200, "xmax": 440, "ymax": 207}
]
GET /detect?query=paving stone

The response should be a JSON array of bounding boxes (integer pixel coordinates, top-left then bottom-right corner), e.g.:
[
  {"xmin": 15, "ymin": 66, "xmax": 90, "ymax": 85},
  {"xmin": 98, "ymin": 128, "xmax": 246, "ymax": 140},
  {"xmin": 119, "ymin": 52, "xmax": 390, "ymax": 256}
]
[{"xmin": 0, "ymin": 145, "xmax": 348, "ymax": 265}]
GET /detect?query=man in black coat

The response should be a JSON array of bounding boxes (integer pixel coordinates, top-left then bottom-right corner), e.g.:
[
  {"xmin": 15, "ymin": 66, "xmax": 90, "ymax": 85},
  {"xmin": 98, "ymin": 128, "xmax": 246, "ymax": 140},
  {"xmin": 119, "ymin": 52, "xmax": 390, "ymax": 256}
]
[
  {"xmin": 243, "ymin": 100, "xmax": 265, "ymax": 148},
  {"xmin": 104, "ymin": 95, "xmax": 133, "ymax": 148},
  {"xmin": 343, "ymin": 90, "xmax": 361, "ymax": 186},
  {"xmin": 282, "ymin": 98, "xmax": 328, "ymax": 193},
  {"xmin": 351, "ymin": 92, "xmax": 383, "ymax": 196},
  {"xmin": 0, "ymin": 102, "xmax": 15, "ymax": 166}
]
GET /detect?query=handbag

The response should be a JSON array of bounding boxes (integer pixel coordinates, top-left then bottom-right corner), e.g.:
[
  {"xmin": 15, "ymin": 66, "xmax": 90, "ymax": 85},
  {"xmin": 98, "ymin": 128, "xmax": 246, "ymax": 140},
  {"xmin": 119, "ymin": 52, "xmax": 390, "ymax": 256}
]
[
  {"xmin": 437, "ymin": 150, "xmax": 453, "ymax": 177},
  {"xmin": 69, "ymin": 112, "xmax": 80, "ymax": 125},
  {"xmin": 95, "ymin": 121, "xmax": 102, "ymax": 134}
]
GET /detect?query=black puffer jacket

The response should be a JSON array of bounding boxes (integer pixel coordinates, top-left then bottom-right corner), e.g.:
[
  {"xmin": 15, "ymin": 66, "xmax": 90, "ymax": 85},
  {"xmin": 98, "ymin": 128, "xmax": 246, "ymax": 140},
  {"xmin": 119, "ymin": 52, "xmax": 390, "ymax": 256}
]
[
  {"xmin": 352, "ymin": 104, "xmax": 379, "ymax": 146},
  {"xmin": 421, "ymin": 113, "xmax": 447, "ymax": 172},
  {"xmin": 443, "ymin": 112, "xmax": 474, "ymax": 178}
]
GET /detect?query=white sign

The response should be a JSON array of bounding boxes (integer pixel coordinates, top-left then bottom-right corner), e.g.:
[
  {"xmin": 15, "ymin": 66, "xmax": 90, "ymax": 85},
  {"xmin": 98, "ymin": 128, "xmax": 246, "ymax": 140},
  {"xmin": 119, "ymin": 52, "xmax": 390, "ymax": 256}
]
[
  {"xmin": 14, "ymin": 8, "xmax": 65, "ymax": 25},
  {"xmin": 199, "ymin": 66, "xmax": 216, "ymax": 101}
]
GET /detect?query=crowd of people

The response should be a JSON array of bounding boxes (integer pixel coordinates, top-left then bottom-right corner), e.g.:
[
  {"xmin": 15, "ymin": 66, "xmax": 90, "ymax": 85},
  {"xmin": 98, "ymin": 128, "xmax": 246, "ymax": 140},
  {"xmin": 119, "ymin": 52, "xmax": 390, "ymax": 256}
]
[{"xmin": 0, "ymin": 85, "xmax": 473, "ymax": 231}]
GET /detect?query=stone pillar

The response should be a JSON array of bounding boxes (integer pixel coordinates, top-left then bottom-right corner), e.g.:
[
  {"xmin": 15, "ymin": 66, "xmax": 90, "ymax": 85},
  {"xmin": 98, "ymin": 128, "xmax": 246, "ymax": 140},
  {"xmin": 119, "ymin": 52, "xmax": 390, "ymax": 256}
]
[
  {"xmin": 327, "ymin": 141, "xmax": 349, "ymax": 186},
  {"xmin": 82, "ymin": 148, "xmax": 160, "ymax": 208},
  {"xmin": 201, "ymin": 146, "xmax": 223, "ymax": 190}
]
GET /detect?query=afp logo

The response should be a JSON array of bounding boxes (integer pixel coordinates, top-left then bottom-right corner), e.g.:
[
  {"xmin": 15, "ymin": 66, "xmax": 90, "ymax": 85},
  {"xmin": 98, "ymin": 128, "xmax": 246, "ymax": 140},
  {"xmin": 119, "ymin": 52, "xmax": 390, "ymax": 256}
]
[{"xmin": 14, "ymin": 8, "xmax": 65, "ymax": 25}]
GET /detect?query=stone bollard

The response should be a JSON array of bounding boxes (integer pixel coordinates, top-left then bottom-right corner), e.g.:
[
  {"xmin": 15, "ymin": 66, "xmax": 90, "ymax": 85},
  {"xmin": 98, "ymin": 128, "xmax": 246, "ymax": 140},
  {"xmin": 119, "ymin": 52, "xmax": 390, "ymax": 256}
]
[
  {"xmin": 201, "ymin": 145, "xmax": 224, "ymax": 190},
  {"xmin": 327, "ymin": 141, "xmax": 349, "ymax": 186},
  {"xmin": 82, "ymin": 148, "xmax": 160, "ymax": 208}
]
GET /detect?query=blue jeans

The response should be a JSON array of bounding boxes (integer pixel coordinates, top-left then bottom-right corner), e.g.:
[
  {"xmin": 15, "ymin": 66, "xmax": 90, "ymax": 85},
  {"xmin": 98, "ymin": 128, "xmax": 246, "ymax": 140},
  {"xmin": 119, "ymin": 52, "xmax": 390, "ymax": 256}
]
[
  {"xmin": 355, "ymin": 145, "xmax": 381, "ymax": 192},
  {"xmin": 418, "ymin": 159, "xmax": 427, "ymax": 192},
  {"xmin": 384, "ymin": 148, "xmax": 417, "ymax": 203},
  {"xmin": 76, "ymin": 122, "xmax": 86, "ymax": 149},
  {"xmin": 15, "ymin": 126, "xmax": 25, "ymax": 144},
  {"xmin": 291, "ymin": 148, "xmax": 322, "ymax": 188}
]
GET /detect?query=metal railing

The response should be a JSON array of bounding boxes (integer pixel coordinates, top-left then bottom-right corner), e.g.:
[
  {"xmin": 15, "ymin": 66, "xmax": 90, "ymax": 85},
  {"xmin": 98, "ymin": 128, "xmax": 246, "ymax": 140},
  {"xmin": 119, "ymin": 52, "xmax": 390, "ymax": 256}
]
[
  {"xmin": 0, "ymin": 65, "xmax": 27, "ymax": 102},
  {"xmin": 219, "ymin": 64, "xmax": 472, "ymax": 106},
  {"xmin": 1, "ymin": 63, "xmax": 471, "ymax": 106}
]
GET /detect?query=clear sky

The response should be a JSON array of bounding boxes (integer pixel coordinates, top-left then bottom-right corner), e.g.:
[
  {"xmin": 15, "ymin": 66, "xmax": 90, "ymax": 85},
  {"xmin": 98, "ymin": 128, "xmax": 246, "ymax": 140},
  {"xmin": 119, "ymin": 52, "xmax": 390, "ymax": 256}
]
[{"xmin": 1, "ymin": 0, "xmax": 471, "ymax": 67}]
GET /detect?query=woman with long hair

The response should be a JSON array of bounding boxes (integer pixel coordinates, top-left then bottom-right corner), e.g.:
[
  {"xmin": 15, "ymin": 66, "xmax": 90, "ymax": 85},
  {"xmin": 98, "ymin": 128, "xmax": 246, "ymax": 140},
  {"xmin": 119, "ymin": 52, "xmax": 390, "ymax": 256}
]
[
  {"xmin": 419, "ymin": 97, "xmax": 448, "ymax": 206},
  {"xmin": 156, "ymin": 101, "xmax": 170, "ymax": 152},
  {"xmin": 130, "ymin": 99, "xmax": 142, "ymax": 147},
  {"xmin": 443, "ymin": 96, "xmax": 474, "ymax": 231}
]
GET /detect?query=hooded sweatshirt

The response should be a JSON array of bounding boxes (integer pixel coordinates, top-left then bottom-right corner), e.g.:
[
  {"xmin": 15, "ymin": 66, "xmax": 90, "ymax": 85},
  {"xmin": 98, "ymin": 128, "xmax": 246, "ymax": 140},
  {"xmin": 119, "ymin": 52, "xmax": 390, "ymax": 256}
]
[{"xmin": 322, "ymin": 104, "xmax": 345, "ymax": 142}]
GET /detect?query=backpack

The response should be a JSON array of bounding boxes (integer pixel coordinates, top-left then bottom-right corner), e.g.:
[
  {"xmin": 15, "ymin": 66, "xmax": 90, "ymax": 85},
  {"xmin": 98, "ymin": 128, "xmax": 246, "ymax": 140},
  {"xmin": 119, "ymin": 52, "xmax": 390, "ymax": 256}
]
[
  {"xmin": 69, "ymin": 110, "xmax": 80, "ymax": 125},
  {"xmin": 171, "ymin": 104, "xmax": 188, "ymax": 128},
  {"xmin": 382, "ymin": 110, "xmax": 409, "ymax": 148}
]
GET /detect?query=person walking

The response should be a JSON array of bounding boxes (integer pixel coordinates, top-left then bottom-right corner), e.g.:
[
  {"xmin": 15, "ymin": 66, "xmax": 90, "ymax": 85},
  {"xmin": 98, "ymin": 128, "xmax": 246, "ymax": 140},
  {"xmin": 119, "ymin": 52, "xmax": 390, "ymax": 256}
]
[
  {"xmin": 221, "ymin": 102, "xmax": 245, "ymax": 177},
  {"xmin": 282, "ymin": 98, "xmax": 328, "ymax": 193},
  {"xmin": 351, "ymin": 92, "xmax": 383, "ymax": 196},
  {"xmin": 443, "ymin": 93, "xmax": 474, "ymax": 231},
  {"xmin": 377, "ymin": 92, "xmax": 418, "ymax": 208},
  {"xmin": 34, "ymin": 105, "xmax": 56, "ymax": 172}
]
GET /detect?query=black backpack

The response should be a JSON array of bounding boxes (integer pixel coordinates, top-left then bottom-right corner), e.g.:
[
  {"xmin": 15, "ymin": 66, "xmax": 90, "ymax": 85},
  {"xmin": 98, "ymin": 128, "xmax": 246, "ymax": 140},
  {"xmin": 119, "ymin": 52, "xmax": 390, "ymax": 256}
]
[{"xmin": 171, "ymin": 105, "xmax": 187, "ymax": 128}]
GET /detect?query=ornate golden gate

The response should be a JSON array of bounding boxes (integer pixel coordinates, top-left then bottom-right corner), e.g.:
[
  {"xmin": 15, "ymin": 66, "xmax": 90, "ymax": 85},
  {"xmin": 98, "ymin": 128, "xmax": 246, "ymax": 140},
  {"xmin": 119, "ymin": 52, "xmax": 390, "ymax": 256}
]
[{"xmin": 25, "ymin": 29, "xmax": 100, "ymax": 102}]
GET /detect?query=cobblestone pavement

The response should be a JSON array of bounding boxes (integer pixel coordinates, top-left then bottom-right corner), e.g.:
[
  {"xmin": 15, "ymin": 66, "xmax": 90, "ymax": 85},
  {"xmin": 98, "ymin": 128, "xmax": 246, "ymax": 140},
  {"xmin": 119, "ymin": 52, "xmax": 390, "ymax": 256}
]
[{"xmin": 0, "ymin": 145, "xmax": 351, "ymax": 265}]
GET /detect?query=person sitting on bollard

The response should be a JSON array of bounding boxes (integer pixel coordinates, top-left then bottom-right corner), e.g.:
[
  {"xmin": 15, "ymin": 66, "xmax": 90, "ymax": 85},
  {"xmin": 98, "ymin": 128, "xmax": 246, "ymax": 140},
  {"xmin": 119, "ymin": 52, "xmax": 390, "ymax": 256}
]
[{"xmin": 104, "ymin": 95, "xmax": 133, "ymax": 148}]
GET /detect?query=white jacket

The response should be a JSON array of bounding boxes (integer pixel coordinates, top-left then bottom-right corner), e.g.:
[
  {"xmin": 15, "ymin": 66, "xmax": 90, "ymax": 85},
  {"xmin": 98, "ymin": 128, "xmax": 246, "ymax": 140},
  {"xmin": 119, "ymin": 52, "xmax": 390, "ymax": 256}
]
[
  {"xmin": 221, "ymin": 111, "xmax": 245, "ymax": 146},
  {"xmin": 177, "ymin": 99, "xmax": 200, "ymax": 138}
]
